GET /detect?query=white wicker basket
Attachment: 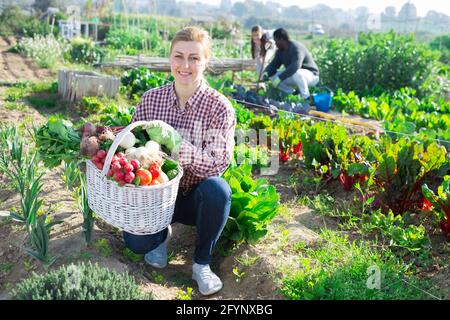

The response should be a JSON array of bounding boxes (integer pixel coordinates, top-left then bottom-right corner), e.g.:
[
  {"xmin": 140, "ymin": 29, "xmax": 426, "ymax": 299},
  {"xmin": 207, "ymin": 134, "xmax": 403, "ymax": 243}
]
[{"xmin": 86, "ymin": 121, "xmax": 183, "ymax": 235}]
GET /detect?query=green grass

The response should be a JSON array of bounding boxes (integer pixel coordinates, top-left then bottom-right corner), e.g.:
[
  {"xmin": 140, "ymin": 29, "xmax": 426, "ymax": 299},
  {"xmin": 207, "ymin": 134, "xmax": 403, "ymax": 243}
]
[
  {"xmin": 122, "ymin": 247, "xmax": 143, "ymax": 263},
  {"xmin": 175, "ymin": 287, "xmax": 193, "ymax": 300},
  {"xmin": 0, "ymin": 263, "xmax": 14, "ymax": 274},
  {"xmin": 94, "ymin": 239, "xmax": 112, "ymax": 257},
  {"xmin": 235, "ymin": 253, "xmax": 260, "ymax": 267},
  {"xmin": 2, "ymin": 81, "xmax": 59, "ymax": 111},
  {"xmin": 280, "ymin": 229, "xmax": 444, "ymax": 300},
  {"xmin": 3, "ymin": 101, "xmax": 28, "ymax": 111},
  {"xmin": 26, "ymin": 95, "xmax": 58, "ymax": 109}
]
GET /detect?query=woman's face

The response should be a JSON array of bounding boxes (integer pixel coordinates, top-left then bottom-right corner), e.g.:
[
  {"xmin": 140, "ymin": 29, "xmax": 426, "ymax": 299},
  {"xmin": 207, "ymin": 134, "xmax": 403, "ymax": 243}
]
[
  {"xmin": 170, "ymin": 41, "xmax": 207, "ymax": 86},
  {"xmin": 251, "ymin": 31, "xmax": 262, "ymax": 44}
]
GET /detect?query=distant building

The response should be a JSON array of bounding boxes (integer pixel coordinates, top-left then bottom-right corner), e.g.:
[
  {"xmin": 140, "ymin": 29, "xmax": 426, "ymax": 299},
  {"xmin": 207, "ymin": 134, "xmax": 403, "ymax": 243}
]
[
  {"xmin": 308, "ymin": 23, "xmax": 325, "ymax": 35},
  {"xmin": 190, "ymin": 15, "xmax": 216, "ymax": 24}
]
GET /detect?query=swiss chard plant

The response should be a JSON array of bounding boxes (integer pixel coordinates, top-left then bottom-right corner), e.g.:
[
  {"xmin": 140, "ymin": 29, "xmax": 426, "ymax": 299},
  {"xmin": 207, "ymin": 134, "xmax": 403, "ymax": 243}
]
[
  {"xmin": 222, "ymin": 162, "xmax": 280, "ymax": 244},
  {"xmin": 274, "ymin": 112, "xmax": 303, "ymax": 162},
  {"xmin": 371, "ymin": 137, "xmax": 447, "ymax": 214},
  {"xmin": 422, "ymin": 175, "xmax": 450, "ymax": 237}
]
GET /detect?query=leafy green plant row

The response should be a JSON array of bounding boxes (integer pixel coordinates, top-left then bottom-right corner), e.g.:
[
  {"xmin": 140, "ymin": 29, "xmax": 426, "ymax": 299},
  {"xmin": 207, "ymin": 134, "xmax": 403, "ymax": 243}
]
[
  {"xmin": 230, "ymin": 100, "xmax": 450, "ymax": 237},
  {"xmin": 332, "ymin": 88, "xmax": 450, "ymax": 144}
]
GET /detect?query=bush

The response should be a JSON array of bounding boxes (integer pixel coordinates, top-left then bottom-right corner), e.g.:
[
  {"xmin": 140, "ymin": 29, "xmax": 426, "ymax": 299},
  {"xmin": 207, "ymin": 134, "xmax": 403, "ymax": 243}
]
[
  {"xmin": 121, "ymin": 67, "xmax": 172, "ymax": 98},
  {"xmin": 429, "ymin": 35, "xmax": 450, "ymax": 65},
  {"xmin": 16, "ymin": 34, "xmax": 69, "ymax": 68},
  {"xmin": 0, "ymin": 5, "xmax": 59, "ymax": 37},
  {"xmin": 69, "ymin": 38, "xmax": 105, "ymax": 65},
  {"xmin": 0, "ymin": 5, "xmax": 27, "ymax": 36},
  {"xmin": 313, "ymin": 32, "xmax": 439, "ymax": 96},
  {"xmin": 12, "ymin": 263, "xmax": 152, "ymax": 300}
]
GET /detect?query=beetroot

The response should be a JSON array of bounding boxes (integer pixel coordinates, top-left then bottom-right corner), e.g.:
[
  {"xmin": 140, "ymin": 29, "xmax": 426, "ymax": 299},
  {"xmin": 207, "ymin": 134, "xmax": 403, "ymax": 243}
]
[
  {"xmin": 80, "ymin": 136, "xmax": 100, "ymax": 157},
  {"xmin": 97, "ymin": 150, "xmax": 107, "ymax": 159},
  {"xmin": 81, "ymin": 123, "xmax": 97, "ymax": 138}
]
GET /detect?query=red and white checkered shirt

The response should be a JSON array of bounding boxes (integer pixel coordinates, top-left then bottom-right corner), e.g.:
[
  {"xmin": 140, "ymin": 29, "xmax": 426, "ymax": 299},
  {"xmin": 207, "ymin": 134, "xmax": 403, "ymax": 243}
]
[{"xmin": 132, "ymin": 81, "xmax": 236, "ymax": 190}]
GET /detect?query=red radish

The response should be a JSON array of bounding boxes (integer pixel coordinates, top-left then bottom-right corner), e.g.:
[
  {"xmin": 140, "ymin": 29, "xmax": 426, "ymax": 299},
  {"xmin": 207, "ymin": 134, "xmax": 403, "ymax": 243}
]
[
  {"xmin": 112, "ymin": 162, "xmax": 121, "ymax": 171},
  {"xmin": 116, "ymin": 152, "xmax": 126, "ymax": 159},
  {"xmin": 114, "ymin": 171, "xmax": 125, "ymax": 181},
  {"xmin": 130, "ymin": 159, "xmax": 140, "ymax": 170},
  {"xmin": 95, "ymin": 162, "xmax": 104, "ymax": 170},
  {"xmin": 97, "ymin": 150, "xmax": 107, "ymax": 159},
  {"xmin": 112, "ymin": 155, "xmax": 120, "ymax": 163},
  {"xmin": 124, "ymin": 163, "xmax": 134, "ymax": 173},
  {"xmin": 119, "ymin": 158, "xmax": 128, "ymax": 166},
  {"xmin": 106, "ymin": 169, "xmax": 114, "ymax": 177},
  {"xmin": 92, "ymin": 155, "xmax": 100, "ymax": 163},
  {"xmin": 118, "ymin": 179, "xmax": 126, "ymax": 186},
  {"xmin": 124, "ymin": 172, "xmax": 135, "ymax": 184}
]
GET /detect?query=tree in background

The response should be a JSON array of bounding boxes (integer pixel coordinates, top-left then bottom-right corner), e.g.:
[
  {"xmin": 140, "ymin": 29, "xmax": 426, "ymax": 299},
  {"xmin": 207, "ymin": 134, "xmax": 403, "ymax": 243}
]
[{"xmin": 33, "ymin": 0, "xmax": 57, "ymax": 13}]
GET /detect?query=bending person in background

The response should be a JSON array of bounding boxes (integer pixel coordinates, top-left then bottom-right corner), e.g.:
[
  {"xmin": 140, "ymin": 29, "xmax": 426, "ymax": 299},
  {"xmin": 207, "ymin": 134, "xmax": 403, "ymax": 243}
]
[
  {"xmin": 251, "ymin": 25, "xmax": 276, "ymax": 81},
  {"xmin": 262, "ymin": 28, "xmax": 319, "ymax": 104}
]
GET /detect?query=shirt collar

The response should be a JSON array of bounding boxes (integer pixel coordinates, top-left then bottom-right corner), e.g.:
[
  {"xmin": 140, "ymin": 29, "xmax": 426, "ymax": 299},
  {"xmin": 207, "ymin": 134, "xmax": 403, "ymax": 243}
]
[{"xmin": 170, "ymin": 80, "xmax": 208, "ymax": 112}]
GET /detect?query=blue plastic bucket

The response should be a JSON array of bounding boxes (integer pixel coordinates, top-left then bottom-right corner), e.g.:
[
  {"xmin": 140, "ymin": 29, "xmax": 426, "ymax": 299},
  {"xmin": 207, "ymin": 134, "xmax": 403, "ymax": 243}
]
[{"xmin": 313, "ymin": 92, "xmax": 332, "ymax": 112}]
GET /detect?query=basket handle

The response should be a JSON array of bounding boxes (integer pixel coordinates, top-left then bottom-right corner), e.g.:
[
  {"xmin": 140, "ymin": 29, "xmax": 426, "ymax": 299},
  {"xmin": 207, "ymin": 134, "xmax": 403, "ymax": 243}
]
[{"xmin": 101, "ymin": 120, "xmax": 153, "ymax": 176}]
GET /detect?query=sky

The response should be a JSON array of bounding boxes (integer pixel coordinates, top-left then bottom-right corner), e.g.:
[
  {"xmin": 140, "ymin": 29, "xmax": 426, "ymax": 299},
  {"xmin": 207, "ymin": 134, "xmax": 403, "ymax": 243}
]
[{"xmin": 187, "ymin": 0, "xmax": 450, "ymax": 17}]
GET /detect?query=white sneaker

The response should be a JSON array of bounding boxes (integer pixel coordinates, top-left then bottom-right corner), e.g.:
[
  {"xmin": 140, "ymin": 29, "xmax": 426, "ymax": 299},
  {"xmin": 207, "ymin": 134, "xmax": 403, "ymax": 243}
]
[{"xmin": 192, "ymin": 263, "xmax": 223, "ymax": 296}]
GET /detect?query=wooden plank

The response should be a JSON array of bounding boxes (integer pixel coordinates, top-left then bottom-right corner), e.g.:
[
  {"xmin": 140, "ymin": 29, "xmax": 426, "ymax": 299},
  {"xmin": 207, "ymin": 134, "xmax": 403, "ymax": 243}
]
[
  {"xmin": 58, "ymin": 70, "xmax": 120, "ymax": 102},
  {"xmin": 100, "ymin": 55, "xmax": 256, "ymax": 73}
]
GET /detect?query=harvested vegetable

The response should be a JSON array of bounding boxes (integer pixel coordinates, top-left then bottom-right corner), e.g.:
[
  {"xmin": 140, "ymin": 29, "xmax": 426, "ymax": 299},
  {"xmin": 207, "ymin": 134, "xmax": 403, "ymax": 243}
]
[
  {"xmin": 35, "ymin": 116, "xmax": 81, "ymax": 168},
  {"xmin": 137, "ymin": 153, "xmax": 164, "ymax": 169},
  {"xmin": 149, "ymin": 163, "xmax": 160, "ymax": 180},
  {"xmin": 166, "ymin": 169, "xmax": 178, "ymax": 180},
  {"xmin": 81, "ymin": 122, "xmax": 97, "ymax": 138},
  {"xmin": 162, "ymin": 159, "xmax": 178, "ymax": 173},
  {"xmin": 145, "ymin": 141, "xmax": 160, "ymax": 154},
  {"xmin": 119, "ymin": 132, "xmax": 136, "ymax": 149},
  {"xmin": 135, "ymin": 169, "xmax": 152, "ymax": 186},
  {"xmin": 80, "ymin": 136, "xmax": 100, "ymax": 157},
  {"xmin": 144, "ymin": 120, "xmax": 182, "ymax": 153},
  {"xmin": 157, "ymin": 171, "xmax": 169, "ymax": 184}
]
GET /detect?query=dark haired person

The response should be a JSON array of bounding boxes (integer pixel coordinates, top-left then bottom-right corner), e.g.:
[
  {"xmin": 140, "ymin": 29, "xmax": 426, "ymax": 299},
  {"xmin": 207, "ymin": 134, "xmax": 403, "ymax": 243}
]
[
  {"xmin": 262, "ymin": 28, "xmax": 319, "ymax": 105},
  {"xmin": 250, "ymin": 25, "xmax": 276, "ymax": 81}
]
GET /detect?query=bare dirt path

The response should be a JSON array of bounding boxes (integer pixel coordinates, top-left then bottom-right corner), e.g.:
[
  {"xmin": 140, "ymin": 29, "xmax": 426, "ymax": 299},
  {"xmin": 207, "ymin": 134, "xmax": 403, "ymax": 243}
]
[{"xmin": 0, "ymin": 37, "xmax": 53, "ymax": 83}]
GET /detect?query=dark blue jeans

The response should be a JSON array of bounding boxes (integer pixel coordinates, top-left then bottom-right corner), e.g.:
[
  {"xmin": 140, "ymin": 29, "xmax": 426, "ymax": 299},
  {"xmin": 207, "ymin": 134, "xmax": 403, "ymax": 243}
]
[{"xmin": 123, "ymin": 176, "xmax": 231, "ymax": 265}]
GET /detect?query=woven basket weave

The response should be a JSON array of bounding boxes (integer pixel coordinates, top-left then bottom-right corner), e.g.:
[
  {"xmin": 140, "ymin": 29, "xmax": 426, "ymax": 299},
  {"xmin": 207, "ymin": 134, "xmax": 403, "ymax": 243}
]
[{"xmin": 86, "ymin": 121, "xmax": 183, "ymax": 235}]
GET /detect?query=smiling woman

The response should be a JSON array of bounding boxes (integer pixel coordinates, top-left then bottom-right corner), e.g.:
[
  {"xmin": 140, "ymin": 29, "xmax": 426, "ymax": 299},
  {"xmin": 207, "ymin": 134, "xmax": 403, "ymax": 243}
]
[
  {"xmin": 124, "ymin": 26, "xmax": 236, "ymax": 296},
  {"xmin": 169, "ymin": 27, "xmax": 212, "ymax": 107}
]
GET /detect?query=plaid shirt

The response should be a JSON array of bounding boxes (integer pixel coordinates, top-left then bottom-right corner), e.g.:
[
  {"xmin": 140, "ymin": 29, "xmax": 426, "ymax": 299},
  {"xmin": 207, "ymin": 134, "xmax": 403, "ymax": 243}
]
[{"xmin": 132, "ymin": 81, "xmax": 236, "ymax": 190}]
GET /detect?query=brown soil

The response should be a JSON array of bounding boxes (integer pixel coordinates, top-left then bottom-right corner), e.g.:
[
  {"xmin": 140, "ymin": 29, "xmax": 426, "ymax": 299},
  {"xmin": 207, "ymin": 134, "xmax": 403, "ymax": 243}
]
[{"xmin": 0, "ymin": 37, "xmax": 53, "ymax": 83}]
